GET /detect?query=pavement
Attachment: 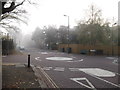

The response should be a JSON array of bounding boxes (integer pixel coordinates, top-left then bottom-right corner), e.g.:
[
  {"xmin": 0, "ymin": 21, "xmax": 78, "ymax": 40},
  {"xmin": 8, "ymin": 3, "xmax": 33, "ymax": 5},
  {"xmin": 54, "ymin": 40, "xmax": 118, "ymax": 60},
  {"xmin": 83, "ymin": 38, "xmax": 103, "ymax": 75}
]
[
  {"xmin": 2, "ymin": 49, "xmax": 59, "ymax": 89},
  {"xmin": 0, "ymin": 55, "xmax": 2, "ymax": 90},
  {"xmin": 2, "ymin": 62, "xmax": 59, "ymax": 89},
  {"xmin": 2, "ymin": 63, "xmax": 42, "ymax": 89}
]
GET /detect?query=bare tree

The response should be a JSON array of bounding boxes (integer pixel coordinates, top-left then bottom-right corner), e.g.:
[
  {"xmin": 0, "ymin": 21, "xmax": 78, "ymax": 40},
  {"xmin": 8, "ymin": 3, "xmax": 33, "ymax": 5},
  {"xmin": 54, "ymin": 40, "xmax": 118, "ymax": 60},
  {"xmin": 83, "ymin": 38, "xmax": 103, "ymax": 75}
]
[
  {"xmin": 84, "ymin": 4, "xmax": 103, "ymax": 25},
  {"xmin": 1, "ymin": 0, "xmax": 25, "ymax": 14},
  {"xmin": 1, "ymin": 0, "xmax": 37, "ymax": 15},
  {"xmin": 0, "ymin": 0, "xmax": 38, "ymax": 35},
  {"xmin": 77, "ymin": 4, "xmax": 111, "ymax": 45}
]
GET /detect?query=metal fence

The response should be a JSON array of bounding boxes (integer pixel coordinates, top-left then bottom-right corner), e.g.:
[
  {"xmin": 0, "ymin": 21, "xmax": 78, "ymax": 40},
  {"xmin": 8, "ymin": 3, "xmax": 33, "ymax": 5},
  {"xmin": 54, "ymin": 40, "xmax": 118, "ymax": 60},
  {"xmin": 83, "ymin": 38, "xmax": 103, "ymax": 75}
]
[{"xmin": 2, "ymin": 38, "xmax": 14, "ymax": 55}]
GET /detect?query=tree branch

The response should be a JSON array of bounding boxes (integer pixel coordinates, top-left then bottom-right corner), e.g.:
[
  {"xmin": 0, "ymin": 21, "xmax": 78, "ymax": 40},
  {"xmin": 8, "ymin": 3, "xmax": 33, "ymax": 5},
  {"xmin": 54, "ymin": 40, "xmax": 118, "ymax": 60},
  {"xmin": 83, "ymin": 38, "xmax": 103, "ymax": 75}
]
[{"xmin": 2, "ymin": 0, "xmax": 26, "ymax": 14}]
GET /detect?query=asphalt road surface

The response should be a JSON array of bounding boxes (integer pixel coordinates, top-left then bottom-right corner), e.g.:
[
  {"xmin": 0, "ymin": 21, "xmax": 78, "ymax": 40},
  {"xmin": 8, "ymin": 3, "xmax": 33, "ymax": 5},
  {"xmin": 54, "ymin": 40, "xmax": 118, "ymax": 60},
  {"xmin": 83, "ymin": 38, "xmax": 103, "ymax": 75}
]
[{"xmin": 3, "ymin": 48, "xmax": 120, "ymax": 89}]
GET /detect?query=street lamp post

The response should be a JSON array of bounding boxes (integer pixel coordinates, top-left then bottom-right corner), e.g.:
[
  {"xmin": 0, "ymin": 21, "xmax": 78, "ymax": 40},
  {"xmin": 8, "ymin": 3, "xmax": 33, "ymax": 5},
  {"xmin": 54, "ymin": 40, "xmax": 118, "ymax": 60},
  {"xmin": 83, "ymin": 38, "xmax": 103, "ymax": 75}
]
[
  {"xmin": 87, "ymin": 31, "xmax": 91, "ymax": 45},
  {"xmin": 7, "ymin": 33, "xmax": 9, "ymax": 55},
  {"xmin": 111, "ymin": 23, "xmax": 117, "ymax": 56},
  {"xmin": 43, "ymin": 30, "xmax": 46, "ymax": 49},
  {"xmin": 64, "ymin": 15, "xmax": 70, "ymax": 53}
]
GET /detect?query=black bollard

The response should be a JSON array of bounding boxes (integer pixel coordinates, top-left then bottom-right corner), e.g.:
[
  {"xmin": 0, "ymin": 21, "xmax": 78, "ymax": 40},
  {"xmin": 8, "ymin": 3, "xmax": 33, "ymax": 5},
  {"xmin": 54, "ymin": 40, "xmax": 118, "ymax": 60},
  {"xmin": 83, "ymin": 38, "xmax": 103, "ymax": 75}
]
[{"xmin": 28, "ymin": 54, "xmax": 30, "ymax": 67}]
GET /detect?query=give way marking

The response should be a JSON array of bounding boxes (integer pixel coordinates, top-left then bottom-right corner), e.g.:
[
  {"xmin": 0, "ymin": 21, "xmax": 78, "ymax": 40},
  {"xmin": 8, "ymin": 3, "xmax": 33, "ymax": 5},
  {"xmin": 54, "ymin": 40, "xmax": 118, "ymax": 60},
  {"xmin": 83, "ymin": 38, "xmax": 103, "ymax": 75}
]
[{"xmin": 70, "ymin": 78, "xmax": 96, "ymax": 89}]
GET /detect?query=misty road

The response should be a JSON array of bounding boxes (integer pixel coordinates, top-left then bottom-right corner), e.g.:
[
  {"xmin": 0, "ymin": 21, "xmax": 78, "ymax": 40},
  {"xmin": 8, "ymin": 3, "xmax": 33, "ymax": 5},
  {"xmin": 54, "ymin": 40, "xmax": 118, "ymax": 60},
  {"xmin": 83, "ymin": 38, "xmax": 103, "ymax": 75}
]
[{"xmin": 3, "ymin": 48, "xmax": 120, "ymax": 89}]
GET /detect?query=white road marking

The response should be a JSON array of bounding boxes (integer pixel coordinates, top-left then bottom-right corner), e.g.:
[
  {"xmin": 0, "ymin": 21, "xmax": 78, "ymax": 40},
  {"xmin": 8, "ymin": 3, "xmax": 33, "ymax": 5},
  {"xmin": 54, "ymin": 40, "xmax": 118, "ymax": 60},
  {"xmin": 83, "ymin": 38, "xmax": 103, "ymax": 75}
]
[
  {"xmin": 46, "ymin": 57, "xmax": 73, "ymax": 61},
  {"xmin": 79, "ymin": 68, "xmax": 115, "ymax": 77},
  {"xmin": 112, "ymin": 59, "xmax": 118, "ymax": 65},
  {"xmin": 42, "ymin": 67, "xmax": 52, "ymax": 71},
  {"xmin": 41, "ymin": 52, "xmax": 48, "ymax": 54},
  {"xmin": 106, "ymin": 57, "xmax": 117, "ymax": 59},
  {"xmin": 35, "ymin": 57, "xmax": 40, "ymax": 59},
  {"xmin": 115, "ymin": 72, "xmax": 120, "ymax": 76},
  {"xmin": 35, "ymin": 57, "xmax": 42, "ymax": 61},
  {"xmin": 70, "ymin": 56, "xmax": 76, "ymax": 58},
  {"xmin": 79, "ymin": 59, "xmax": 84, "ymax": 61},
  {"xmin": 70, "ymin": 78, "xmax": 96, "ymax": 89},
  {"xmin": 73, "ymin": 59, "xmax": 83, "ymax": 62},
  {"xmin": 35, "ymin": 66, "xmax": 120, "ymax": 87},
  {"xmin": 67, "ymin": 61, "xmax": 74, "ymax": 62},
  {"xmin": 70, "ymin": 67, "xmax": 120, "ymax": 77},
  {"xmin": 78, "ymin": 68, "xmax": 120, "ymax": 88},
  {"xmin": 54, "ymin": 67, "xmax": 65, "ymax": 71},
  {"xmin": 67, "ymin": 59, "xmax": 83, "ymax": 62},
  {"xmin": 69, "ymin": 68, "xmax": 80, "ymax": 71},
  {"xmin": 86, "ymin": 72, "xmax": 120, "ymax": 88},
  {"xmin": 2, "ymin": 56, "xmax": 6, "ymax": 57}
]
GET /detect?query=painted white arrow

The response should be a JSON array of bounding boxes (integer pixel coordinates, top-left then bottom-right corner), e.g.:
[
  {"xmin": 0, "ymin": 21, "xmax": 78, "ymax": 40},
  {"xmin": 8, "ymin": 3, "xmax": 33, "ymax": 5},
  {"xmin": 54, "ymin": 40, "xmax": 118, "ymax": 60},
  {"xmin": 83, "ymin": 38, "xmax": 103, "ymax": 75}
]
[{"xmin": 70, "ymin": 77, "xmax": 96, "ymax": 89}]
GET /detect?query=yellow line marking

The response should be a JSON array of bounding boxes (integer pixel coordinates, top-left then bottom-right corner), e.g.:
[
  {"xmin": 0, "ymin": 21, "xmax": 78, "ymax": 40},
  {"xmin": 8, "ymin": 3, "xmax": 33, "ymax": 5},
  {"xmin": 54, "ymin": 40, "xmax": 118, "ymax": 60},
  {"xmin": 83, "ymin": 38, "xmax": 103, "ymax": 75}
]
[{"xmin": 39, "ymin": 66, "xmax": 59, "ymax": 88}]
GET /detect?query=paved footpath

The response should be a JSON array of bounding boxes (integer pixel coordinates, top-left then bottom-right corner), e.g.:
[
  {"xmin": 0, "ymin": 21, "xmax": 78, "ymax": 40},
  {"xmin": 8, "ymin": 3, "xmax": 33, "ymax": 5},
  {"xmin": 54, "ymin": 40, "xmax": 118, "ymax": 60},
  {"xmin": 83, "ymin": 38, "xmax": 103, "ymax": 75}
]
[
  {"xmin": 2, "ymin": 62, "xmax": 57, "ymax": 89},
  {"xmin": 2, "ymin": 63, "xmax": 41, "ymax": 88}
]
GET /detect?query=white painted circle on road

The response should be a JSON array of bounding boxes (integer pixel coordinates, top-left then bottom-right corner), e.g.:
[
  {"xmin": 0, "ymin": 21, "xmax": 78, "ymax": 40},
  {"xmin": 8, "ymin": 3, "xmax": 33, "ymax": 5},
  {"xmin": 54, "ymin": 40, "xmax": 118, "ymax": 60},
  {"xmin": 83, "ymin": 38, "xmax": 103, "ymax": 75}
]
[
  {"xmin": 46, "ymin": 57, "xmax": 73, "ymax": 61},
  {"xmin": 79, "ymin": 68, "xmax": 115, "ymax": 77}
]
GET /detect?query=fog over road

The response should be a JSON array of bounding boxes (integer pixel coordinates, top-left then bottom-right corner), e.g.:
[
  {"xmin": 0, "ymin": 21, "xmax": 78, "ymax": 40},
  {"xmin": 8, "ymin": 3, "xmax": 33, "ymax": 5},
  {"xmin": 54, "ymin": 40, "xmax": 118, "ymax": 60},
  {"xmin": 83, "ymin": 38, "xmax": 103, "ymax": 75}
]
[{"xmin": 2, "ymin": 48, "xmax": 120, "ymax": 89}]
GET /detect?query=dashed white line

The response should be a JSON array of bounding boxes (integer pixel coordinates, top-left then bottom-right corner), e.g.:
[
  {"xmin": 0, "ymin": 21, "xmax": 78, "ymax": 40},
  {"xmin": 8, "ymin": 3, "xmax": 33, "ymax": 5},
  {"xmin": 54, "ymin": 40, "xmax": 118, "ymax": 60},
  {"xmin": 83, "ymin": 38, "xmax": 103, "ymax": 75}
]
[
  {"xmin": 42, "ymin": 67, "xmax": 52, "ymax": 71},
  {"xmin": 106, "ymin": 57, "xmax": 118, "ymax": 60},
  {"xmin": 54, "ymin": 67, "xmax": 65, "ymax": 71},
  {"xmin": 69, "ymin": 68, "xmax": 80, "ymax": 71},
  {"xmin": 35, "ymin": 57, "xmax": 42, "ymax": 61},
  {"xmin": 41, "ymin": 52, "xmax": 48, "ymax": 54}
]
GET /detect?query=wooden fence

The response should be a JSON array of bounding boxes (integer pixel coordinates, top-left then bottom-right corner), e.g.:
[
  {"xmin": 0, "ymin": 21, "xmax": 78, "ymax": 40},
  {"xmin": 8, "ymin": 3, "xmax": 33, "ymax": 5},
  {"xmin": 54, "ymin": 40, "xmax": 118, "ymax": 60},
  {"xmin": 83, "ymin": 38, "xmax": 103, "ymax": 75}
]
[{"xmin": 58, "ymin": 44, "xmax": 120, "ymax": 56}]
